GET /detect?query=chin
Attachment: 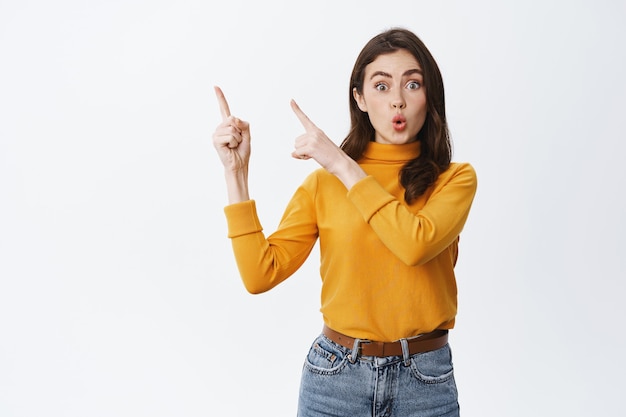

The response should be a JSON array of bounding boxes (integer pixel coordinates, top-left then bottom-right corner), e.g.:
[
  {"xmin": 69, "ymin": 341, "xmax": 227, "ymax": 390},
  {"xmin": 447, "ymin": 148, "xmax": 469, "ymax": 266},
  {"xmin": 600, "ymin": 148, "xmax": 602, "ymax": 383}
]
[
  {"xmin": 393, "ymin": 134, "xmax": 418, "ymax": 145},
  {"xmin": 375, "ymin": 129, "xmax": 418, "ymax": 145}
]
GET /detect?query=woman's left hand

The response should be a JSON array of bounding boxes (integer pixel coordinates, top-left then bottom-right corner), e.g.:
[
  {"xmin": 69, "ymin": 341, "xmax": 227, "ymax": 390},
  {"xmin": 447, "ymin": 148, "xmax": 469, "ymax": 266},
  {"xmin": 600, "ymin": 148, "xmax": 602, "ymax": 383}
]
[
  {"xmin": 290, "ymin": 100, "xmax": 344, "ymax": 170},
  {"xmin": 290, "ymin": 100, "xmax": 367, "ymax": 189}
]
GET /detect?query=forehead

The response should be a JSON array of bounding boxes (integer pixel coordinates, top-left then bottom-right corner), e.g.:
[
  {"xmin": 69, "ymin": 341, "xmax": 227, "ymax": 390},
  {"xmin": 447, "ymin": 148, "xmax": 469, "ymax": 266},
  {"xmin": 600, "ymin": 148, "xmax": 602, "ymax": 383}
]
[{"xmin": 365, "ymin": 49, "xmax": 422, "ymax": 76}]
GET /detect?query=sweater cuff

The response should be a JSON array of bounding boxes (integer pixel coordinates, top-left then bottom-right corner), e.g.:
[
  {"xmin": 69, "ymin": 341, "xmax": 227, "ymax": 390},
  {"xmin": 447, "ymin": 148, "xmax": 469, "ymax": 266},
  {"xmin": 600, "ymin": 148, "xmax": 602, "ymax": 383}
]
[
  {"xmin": 347, "ymin": 176, "xmax": 395, "ymax": 223},
  {"xmin": 223, "ymin": 200, "xmax": 263, "ymax": 238}
]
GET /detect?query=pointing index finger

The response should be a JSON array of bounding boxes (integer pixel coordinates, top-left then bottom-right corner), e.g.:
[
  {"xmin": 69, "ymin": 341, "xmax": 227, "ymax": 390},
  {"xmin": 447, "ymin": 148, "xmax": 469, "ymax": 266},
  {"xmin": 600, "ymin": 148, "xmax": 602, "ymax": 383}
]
[
  {"xmin": 214, "ymin": 86, "xmax": 231, "ymax": 120},
  {"xmin": 291, "ymin": 99, "xmax": 317, "ymax": 131}
]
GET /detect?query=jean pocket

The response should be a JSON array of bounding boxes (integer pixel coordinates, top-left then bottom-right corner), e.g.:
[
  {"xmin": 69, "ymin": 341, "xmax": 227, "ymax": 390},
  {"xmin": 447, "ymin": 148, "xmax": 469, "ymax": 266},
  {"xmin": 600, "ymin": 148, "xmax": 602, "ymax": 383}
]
[
  {"xmin": 303, "ymin": 335, "xmax": 348, "ymax": 375},
  {"xmin": 409, "ymin": 344, "xmax": 455, "ymax": 384}
]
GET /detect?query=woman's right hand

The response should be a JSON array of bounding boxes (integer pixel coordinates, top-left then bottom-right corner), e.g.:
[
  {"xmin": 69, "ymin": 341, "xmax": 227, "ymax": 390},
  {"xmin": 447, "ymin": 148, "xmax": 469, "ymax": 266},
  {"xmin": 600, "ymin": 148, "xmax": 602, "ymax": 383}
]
[
  {"xmin": 212, "ymin": 86, "xmax": 251, "ymax": 173},
  {"xmin": 212, "ymin": 86, "xmax": 251, "ymax": 203}
]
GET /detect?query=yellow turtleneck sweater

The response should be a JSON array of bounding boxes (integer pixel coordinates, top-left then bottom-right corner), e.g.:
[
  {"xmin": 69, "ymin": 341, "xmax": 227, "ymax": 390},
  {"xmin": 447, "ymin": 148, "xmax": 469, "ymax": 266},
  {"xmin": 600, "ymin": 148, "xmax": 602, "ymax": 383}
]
[{"xmin": 224, "ymin": 141, "xmax": 477, "ymax": 342}]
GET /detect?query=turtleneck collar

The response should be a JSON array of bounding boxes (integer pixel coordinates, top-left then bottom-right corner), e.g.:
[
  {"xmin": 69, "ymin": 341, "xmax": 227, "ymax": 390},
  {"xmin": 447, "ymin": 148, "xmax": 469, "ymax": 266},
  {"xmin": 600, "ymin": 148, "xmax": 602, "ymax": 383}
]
[{"xmin": 360, "ymin": 140, "xmax": 421, "ymax": 163}]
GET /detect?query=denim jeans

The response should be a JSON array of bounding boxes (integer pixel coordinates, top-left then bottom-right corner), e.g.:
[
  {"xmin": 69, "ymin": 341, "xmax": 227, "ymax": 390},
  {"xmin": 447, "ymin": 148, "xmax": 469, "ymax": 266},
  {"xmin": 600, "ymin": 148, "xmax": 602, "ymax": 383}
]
[{"xmin": 297, "ymin": 333, "xmax": 459, "ymax": 417}]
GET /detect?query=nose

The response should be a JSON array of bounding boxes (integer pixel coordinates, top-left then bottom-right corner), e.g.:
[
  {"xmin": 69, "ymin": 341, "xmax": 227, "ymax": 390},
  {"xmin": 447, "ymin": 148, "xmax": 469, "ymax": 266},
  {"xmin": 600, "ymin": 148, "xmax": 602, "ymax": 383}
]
[{"xmin": 391, "ymin": 92, "xmax": 406, "ymax": 109}]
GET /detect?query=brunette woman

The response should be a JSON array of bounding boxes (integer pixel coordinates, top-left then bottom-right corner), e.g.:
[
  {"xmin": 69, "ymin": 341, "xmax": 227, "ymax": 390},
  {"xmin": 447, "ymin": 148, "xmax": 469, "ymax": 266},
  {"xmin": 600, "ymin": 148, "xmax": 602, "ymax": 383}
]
[{"xmin": 212, "ymin": 28, "xmax": 477, "ymax": 417}]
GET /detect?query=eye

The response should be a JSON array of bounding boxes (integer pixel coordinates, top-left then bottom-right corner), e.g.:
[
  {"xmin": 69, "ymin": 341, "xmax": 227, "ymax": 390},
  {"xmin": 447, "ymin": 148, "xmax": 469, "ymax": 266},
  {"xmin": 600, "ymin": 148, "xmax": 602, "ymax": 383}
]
[
  {"xmin": 375, "ymin": 82, "xmax": 388, "ymax": 91},
  {"xmin": 406, "ymin": 81, "xmax": 421, "ymax": 90}
]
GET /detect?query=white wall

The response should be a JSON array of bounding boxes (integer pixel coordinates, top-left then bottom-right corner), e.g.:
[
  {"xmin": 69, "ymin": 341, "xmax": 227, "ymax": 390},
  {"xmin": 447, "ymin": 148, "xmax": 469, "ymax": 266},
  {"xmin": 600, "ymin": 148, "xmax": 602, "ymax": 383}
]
[{"xmin": 1, "ymin": 1, "xmax": 624, "ymax": 415}]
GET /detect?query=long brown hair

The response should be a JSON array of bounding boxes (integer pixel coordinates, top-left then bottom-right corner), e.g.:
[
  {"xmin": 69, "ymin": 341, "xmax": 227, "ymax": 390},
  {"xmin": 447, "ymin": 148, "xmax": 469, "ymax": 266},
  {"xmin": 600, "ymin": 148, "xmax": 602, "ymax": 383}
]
[{"xmin": 341, "ymin": 28, "xmax": 451, "ymax": 203}]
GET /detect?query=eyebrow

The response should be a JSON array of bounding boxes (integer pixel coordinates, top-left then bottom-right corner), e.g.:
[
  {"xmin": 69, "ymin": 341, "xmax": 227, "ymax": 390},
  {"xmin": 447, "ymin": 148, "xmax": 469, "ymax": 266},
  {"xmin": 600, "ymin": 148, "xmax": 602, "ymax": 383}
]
[{"xmin": 370, "ymin": 68, "xmax": 423, "ymax": 80}]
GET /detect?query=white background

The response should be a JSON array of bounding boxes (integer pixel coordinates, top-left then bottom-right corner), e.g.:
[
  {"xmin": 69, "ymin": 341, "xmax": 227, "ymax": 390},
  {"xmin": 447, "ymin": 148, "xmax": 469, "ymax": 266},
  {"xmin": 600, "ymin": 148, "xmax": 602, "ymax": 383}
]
[{"xmin": 1, "ymin": 0, "xmax": 625, "ymax": 415}]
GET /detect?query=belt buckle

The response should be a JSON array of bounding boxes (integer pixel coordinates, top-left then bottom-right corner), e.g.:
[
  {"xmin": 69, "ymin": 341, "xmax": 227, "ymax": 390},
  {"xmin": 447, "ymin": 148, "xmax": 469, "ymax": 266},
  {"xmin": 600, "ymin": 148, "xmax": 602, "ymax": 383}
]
[
  {"xmin": 348, "ymin": 338, "xmax": 370, "ymax": 363},
  {"xmin": 358, "ymin": 339, "xmax": 372, "ymax": 354}
]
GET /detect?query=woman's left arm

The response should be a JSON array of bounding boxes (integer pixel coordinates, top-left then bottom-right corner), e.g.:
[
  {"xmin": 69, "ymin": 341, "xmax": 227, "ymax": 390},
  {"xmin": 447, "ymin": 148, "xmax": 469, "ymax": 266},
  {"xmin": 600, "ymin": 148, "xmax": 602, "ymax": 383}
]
[{"xmin": 347, "ymin": 164, "xmax": 478, "ymax": 266}]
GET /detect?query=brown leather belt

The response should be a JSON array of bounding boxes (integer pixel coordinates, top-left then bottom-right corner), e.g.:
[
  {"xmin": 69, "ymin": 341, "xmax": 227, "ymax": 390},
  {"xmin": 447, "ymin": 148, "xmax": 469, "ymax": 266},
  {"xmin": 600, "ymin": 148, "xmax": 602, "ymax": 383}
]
[{"xmin": 323, "ymin": 325, "xmax": 448, "ymax": 357}]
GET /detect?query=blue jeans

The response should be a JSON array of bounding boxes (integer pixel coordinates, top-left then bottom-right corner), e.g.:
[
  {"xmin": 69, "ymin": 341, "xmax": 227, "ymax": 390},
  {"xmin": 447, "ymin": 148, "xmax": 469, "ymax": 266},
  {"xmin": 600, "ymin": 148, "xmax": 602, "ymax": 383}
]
[{"xmin": 297, "ymin": 333, "xmax": 459, "ymax": 417}]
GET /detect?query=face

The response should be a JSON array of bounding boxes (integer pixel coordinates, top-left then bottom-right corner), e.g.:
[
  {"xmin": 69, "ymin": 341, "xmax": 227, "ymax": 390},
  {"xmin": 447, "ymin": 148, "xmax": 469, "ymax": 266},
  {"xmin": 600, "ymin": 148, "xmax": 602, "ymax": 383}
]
[{"xmin": 353, "ymin": 49, "xmax": 427, "ymax": 145}]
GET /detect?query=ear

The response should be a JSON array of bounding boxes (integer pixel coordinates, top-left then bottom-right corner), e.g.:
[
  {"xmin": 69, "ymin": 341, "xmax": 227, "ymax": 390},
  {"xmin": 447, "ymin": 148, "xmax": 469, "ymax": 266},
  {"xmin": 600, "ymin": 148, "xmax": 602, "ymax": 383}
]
[{"xmin": 353, "ymin": 87, "xmax": 367, "ymax": 112}]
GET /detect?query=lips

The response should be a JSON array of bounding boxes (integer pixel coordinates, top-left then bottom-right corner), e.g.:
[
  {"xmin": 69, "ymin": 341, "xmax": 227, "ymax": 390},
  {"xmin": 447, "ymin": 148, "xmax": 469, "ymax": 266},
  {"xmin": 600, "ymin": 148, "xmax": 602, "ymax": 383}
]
[{"xmin": 392, "ymin": 114, "xmax": 407, "ymax": 132}]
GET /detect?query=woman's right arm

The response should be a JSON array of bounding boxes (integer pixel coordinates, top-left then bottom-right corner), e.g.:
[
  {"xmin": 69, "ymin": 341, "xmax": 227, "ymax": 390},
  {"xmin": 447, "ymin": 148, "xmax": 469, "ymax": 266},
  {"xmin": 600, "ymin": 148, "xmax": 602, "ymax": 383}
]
[
  {"xmin": 211, "ymin": 87, "xmax": 318, "ymax": 293},
  {"xmin": 212, "ymin": 86, "xmax": 251, "ymax": 204}
]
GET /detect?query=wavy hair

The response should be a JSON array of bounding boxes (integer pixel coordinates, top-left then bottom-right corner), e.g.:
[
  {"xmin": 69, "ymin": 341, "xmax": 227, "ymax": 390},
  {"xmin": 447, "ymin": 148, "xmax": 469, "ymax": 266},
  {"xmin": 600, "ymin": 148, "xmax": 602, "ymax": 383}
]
[{"xmin": 340, "ymin": 28, "xmax": 452, "ymax": 203}]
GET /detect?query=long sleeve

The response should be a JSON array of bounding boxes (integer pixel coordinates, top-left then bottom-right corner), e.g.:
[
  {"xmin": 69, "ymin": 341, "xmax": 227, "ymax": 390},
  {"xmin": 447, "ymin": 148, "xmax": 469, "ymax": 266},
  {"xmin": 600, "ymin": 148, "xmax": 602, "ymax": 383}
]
[
  {"xmin": 346, "ymin": 163, "xmax": 477, "ymax": 266},
  {"xmin": 224, "ymin": 187, "xmax": 319, "ymax": 294}
]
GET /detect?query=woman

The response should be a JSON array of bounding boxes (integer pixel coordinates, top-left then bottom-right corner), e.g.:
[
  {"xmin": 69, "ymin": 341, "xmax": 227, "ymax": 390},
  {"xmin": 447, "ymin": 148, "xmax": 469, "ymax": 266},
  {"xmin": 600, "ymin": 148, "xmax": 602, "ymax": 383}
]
[{"xmin": 212, "ymin": 28, "xmax": 477, "ymax": 417}]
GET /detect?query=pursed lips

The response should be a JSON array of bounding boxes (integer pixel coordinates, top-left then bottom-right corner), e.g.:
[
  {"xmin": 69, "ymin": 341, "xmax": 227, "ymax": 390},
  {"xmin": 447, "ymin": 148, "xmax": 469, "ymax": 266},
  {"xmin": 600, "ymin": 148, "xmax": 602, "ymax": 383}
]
[{"xmin": 392, "ymin": 114, "xmax": 407, "ymax": 131}]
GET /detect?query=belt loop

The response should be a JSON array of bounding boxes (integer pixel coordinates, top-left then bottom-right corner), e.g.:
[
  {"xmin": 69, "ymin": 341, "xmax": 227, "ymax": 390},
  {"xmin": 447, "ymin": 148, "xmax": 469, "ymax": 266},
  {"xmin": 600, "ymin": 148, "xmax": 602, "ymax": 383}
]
[
  {"xmin": 400, "ymin": 338, "xmax": 411, "ymax": 366},
  {"xmin": 348, "ymin": 338, "xmax": 361, "ymax": 364}
]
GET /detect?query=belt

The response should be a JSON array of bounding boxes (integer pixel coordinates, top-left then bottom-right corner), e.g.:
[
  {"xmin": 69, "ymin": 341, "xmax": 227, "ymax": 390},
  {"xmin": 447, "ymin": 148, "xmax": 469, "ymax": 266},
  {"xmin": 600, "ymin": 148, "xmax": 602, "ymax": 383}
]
[{"xmin": 323, "ymin": 325, "xmax": 448, "ymax": 357}]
